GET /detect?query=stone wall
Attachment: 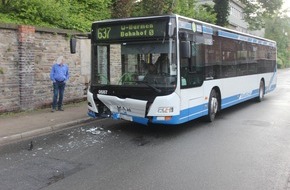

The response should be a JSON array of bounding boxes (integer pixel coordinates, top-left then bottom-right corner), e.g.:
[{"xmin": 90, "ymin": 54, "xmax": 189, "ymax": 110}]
[{"xmin": 0, "ymin": 24, "xmax": 90, "ymax": 113}]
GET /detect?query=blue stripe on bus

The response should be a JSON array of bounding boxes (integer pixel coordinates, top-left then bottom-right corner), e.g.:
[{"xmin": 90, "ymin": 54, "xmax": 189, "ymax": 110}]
[
  {"xmin": 202, "ymin": 25, "xmax": 213, "ymax": 35},
  {"xmin": 149, "ymin": 89, "xmax": 260, "ymax": 125},
  {"xmin": 221, "ymin": 90, "xmax": 258, "ymax": 109},
  {"xmin": 127, "ymin": 85, "xmax": 274, "ymax": 125},
  {"xmin": 112, "ymin": 112, "xmax": 149, "ymax": 125},
  {"xmin": 133, "ymin": 117, "xmax": 149, "ymax": 125}
]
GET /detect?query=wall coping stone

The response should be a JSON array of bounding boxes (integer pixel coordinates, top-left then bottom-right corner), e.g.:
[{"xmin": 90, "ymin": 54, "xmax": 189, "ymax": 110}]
[{"xmin": 0, "ymin": 23, "xmax": 83, "ymax": 36}]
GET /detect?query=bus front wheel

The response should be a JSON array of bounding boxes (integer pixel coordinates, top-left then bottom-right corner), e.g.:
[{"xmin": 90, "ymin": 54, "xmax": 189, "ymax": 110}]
[{"xmin": 207, "ymin": 89, "xmax": 219, "ymax": 122}]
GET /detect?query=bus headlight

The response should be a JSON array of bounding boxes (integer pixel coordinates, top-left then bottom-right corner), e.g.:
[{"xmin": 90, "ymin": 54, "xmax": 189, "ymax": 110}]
[{"xmin": 158, "ymin": 107, "xmax": 173, "ymax": 113}]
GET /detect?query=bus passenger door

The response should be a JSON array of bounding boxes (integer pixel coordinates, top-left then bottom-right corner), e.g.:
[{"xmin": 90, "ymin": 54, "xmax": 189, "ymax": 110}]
[{"xmin": 180, "ymin": 40, "xmax": 204, "ymax": 120}]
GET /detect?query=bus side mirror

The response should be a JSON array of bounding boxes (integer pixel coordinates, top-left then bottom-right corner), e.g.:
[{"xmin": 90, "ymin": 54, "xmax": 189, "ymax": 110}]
[
  {"xmin": 70, "ymin": 38, "xmax": 76, "ymax": 54},
  {"xmin": 88, "ymin": 33, "xmax": 92, "ymax": 39},
  {"xmin": 180, "ymin": 41, "xmax": 191, "ymax": 58}
]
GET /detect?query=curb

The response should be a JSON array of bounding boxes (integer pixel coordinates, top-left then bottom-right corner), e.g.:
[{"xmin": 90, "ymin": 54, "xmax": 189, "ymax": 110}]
[{"xmin": 0, "ymin": 117, "xmax": 94, "ymax": 146}]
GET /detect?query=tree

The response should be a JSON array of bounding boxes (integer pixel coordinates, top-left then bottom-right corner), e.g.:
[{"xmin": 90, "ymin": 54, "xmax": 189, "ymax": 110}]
[
  {"xmin": 0, "ymin": 0, "xmax": 112, "ymax": 32},
  {"xmin": 111, "ymin": 0, "xmax": 133, "ymax": 18},
  {"xmin": 265, "ymin": 16, "xmax": 290, "ymax": 68},
  {"xmin": 1, "ymin": 0, "xmax": 11, "ymax": 5},
  {"xmin": 132, "ymin": 0, "xmax": 216, "ymax": 24},
  {"xmin": 132, "ymin": 0, "xmax": 169, "ymax": 16},
  {"xmin": 0, "ymin": 0, "xmax": 216, "ymax": 31},
  {"xmin": 213, "ymin": 0, "xmax": 229, "ymax": 26},
  {"xmin": 240, "ymin": 0, "xmax": 283, "ymax": 30},
  {"xmin": 194, "ymin": 4, "xmax": 216, "ymax": 24}
]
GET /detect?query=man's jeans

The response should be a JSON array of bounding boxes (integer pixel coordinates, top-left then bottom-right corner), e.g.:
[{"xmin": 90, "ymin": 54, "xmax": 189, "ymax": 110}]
[{"xmin": 52, "ymin": 81, "xmax": 66, "ymax": 109}]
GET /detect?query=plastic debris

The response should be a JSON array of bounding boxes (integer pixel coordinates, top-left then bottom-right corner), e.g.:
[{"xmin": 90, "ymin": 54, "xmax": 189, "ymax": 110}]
[
  {"xmin": 86, "ymin": 127, "xmax": 102, "ymax": 135},
  {"xmin": 28, "ymin": 141, "xmax": 33, "ymax": 151}
]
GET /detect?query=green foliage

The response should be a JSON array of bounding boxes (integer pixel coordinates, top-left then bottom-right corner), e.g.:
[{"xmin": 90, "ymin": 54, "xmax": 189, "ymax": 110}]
[
  {"xmin": 277, "ymin": 58, "xmax": 283, "ymax": 69},
  {"xmin": 240, "ymin": 0, "xmax": 283, "ymax": 30},
  {"xmin": 131, "ymin": 0, "xmax": 216, "ymax": 24},
  {"xmin": 111, "ymin": 0, "xmax": 133, "ymax": 18},
  {"xmin": 174, "ymin": 0, "xmax": 216, "ymax": 24},
  {"xmin": 174, "ymin": 0, "xmax": 197, "ymax": 17},
  {"xmin": 132, "ymin": 0, "xmax": 169, "ymax": 16},
  {"xmin": 265, "ymin": 16, "xmax": 290, "ymax": 68},
  {"xmin": 213, "ymin": 0, "xmax": 229, "ymax": 26},
  {"xmin": 0, "ymin": 0, "xmax": 111, "ymax": 32},
  {"xmin": 191, "ymin": 4, "xmax": 216, "ymax": 24},
  {"xmin": 0, "ymin": 0, "xmax": 216, "ymax": 31},
  {"xmin": 0, "ymin": 12, "xmax": 21, "ymax": 24}
]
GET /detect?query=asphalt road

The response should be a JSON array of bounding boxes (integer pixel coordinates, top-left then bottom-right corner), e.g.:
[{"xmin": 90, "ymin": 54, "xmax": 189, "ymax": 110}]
[{"xmin": 0, "ymin": 69, "xmax": 290, "ymax": 190}]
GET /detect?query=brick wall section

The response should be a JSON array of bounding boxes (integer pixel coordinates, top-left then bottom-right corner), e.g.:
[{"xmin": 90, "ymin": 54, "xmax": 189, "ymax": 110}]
[
  {"xmin": 0, "ymin": 28, "xmax": 19, "ymax": 112},
  {"xmin": 32, "ymin": 32, "xmax": 83, "ymax": 108},
  {"xmin": 0, "ymin": 24, "xmax": 90, "ymax": 113},
  {"xmin": 18, "ymin": 25, "xmax": 35, "ymax": 110}
]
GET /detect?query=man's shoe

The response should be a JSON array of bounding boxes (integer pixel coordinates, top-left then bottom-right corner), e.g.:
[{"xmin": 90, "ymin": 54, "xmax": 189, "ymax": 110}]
[
  {"xmin": 58, "ymin": 108, "xmax": 64, "ymax": 111},
  {"xmin": 51, "ymin": 109, "xmax": 56, "ymax": 112}
]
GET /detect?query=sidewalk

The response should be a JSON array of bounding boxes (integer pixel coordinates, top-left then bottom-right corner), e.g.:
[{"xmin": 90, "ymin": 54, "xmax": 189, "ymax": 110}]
[{"xmin": 0, "ymin": 101, "xmax": 93, "ymax": 145}]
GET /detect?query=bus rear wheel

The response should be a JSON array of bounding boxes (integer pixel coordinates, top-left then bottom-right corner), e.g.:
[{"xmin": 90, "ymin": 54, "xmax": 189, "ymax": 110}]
[
  {"xmin": 256, "ymin": 80, "xmax": 265, "ymax": 102},
  {"xmin": 207, "ymin": 89, "xmax": 219, "ymax": 122}
]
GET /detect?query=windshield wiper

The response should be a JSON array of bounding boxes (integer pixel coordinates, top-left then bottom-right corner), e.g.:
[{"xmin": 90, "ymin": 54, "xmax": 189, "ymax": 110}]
[{"xmin": 135, "ymin": 81, "xmax": 162, "ymax": 93}]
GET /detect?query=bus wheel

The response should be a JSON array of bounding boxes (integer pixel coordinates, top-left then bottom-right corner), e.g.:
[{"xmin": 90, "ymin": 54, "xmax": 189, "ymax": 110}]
[
  {"xmin": 256, "ymin": 80, "xmax": 265, "ymax": 102},
  {"xmin": 207, "ymin": 89, "xmax": 219, "ymax": 122}
]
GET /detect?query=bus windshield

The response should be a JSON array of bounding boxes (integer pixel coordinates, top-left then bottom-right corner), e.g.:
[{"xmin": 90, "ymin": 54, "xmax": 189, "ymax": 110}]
[{"xmin": 93, "ymin": 40, "xmax": 177, "ymax": 90}]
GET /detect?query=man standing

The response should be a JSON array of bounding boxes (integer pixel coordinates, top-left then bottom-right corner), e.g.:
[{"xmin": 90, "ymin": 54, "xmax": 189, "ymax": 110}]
[{"xmin": 50, "ymin": 56, "xmax": 70, "ymax": 112}]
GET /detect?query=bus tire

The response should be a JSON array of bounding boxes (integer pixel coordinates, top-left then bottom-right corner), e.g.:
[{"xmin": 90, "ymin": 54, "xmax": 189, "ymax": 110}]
[
  {"xmin": 256, "ymin": 80, "xmax": 265, "ymax": 102},
  {"xmin": 207, "ymin": 89, "xmax": 219, "ymax": 122}
]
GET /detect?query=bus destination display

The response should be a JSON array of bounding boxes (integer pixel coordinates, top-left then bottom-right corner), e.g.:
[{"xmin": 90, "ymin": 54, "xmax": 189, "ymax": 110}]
[{"xmin": 95, "ymin": 21, "xmax": 167, "ymax": 41}]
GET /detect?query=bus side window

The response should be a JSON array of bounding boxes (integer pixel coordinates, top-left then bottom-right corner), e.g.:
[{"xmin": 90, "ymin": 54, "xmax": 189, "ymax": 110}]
[
  {"xmin": 189, "ymin": 43, "xmax": 204, "ymax": 87},
  {"xmin": 180, "ymin": 41, "xmax": 205, "ymax": 88},
  {"xmin": 180, "ymin": 58, "xmax": 189, "ymax": 87}
]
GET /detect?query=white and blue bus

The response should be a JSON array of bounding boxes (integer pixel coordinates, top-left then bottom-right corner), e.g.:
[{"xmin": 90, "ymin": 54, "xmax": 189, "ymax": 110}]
[{"xmin": 83, "ymin": 14, "xmax": 277, "ymax": 125}]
